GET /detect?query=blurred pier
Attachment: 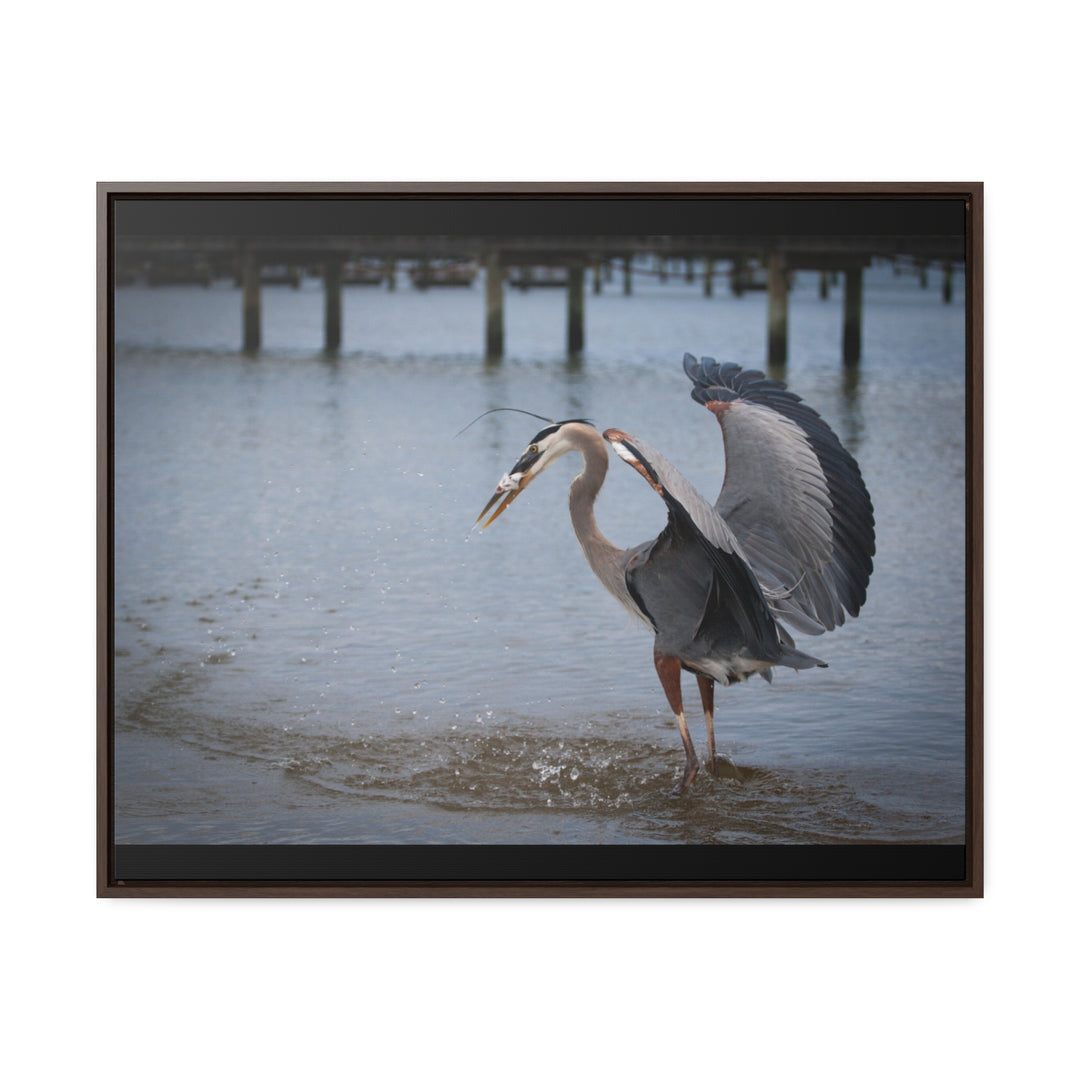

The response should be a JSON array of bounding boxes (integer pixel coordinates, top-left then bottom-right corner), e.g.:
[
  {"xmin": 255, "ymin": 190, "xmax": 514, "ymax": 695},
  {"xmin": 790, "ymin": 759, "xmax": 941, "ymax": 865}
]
[{"xmin": 114, "ymin": 233, "xmax": 964, "ymax": 368}]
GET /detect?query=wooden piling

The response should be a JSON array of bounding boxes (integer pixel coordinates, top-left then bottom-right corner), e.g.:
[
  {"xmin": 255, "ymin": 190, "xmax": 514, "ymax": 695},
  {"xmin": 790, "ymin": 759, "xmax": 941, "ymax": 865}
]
[
  {"xmin": 704, "ymin": 258, "xmax": 714, "ymax": 297},
  {"xmin": 324, "ymin": 257, "xmax": 342, "ymax": 352},
  {"xmin": 942, "ymin": 262, "xmax": 953, "ymax": 303},
  {"xmin": 593, "ymin": 263, "xmax": 602, "ymax": 295},
  {"xmin": 567, "ymin": 263, "xmax": 585, "ymax": 355},
  {"xmin": 732, "ymin": 255, "xmax": 746, "ymax": 297},
  {"xmin": 819, "ymin": 270, "xmax": 829, "ymax": 300},
  {"xmin": 241, "ymin": 250, "xmax": 261, "ymax": 352},
  {"xmin": 484, "ymin": 250, "xmax": 503, "ymax": 360},
  {"xmin": 767, "ymin": 253, "xmax": 788, "ymax": 369},
  {"xmin": 843, "ymin": 265, "xmax": 863, "ymax": 367},
  {"xmin": 385, "ymin": 258, "xmax": 396, "ymax": 291},
  {"xmin": 623, "ymin": 257, "xmax": 632, "ymax": 295}
]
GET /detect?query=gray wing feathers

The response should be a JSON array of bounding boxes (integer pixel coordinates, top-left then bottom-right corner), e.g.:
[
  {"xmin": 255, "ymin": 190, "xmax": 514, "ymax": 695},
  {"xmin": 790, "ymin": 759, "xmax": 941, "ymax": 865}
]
[
  {"xmin": 683, "ymin": 353, "xmax": 875, "ymax": 634},
  {"xmin": 608, "ymin": 432, "xmax": 743, "ymax": 557}
]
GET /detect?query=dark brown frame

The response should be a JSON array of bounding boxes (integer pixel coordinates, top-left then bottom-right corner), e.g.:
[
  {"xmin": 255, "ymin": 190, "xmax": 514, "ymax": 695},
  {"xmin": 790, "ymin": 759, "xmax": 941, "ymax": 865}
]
[{"xmin": 97, "ymin": 182, "xmax": 983, "ymax": 898}]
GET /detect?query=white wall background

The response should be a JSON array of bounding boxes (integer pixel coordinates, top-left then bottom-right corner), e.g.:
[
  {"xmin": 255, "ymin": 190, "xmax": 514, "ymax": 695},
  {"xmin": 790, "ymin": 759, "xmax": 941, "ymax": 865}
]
[{"xmin": 3, "ymin": 3, "xmax": 1072, "ymax": 1076}]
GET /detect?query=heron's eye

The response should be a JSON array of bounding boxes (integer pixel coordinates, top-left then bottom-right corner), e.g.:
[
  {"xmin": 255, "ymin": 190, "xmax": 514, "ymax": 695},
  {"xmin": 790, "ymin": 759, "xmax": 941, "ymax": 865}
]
[{"xmin": 528, "ymin": 444, "xmax": 539, "ymax": 454}]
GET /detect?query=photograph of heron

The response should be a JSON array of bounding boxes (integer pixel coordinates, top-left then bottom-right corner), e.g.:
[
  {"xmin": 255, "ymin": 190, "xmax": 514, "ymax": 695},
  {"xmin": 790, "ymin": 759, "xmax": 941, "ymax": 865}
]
[{"xmin": 108, "ymin": 191, "xmax": 971, "ymax": 857}]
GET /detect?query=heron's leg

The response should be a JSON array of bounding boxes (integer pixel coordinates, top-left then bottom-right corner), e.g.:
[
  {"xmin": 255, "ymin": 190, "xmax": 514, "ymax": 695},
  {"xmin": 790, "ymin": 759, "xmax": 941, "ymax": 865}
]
[
  {"xmin": 697, "ymin": 673, "xmax": 743, "ymax": 781},
  {"xmin": 696, "ymin": 674, "xmax": 719, "ymax": 777},
  {"xmin": 654, "ymin": 651, "xmax": 698, "ymax": 795}
]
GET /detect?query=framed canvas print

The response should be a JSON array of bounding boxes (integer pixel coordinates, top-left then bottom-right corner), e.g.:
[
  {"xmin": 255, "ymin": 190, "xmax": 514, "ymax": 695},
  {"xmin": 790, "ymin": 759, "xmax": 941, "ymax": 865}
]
[{"xmin": 98, "ymin": 182, "xmax": 982, "ymax": 896}]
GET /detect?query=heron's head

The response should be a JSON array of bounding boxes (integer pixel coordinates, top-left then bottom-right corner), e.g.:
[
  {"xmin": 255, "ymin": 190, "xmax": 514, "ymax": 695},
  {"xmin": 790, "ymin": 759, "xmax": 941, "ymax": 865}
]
[{"xmin": 475, "ymin": 420, "xmax": 593, "ymax": 529}]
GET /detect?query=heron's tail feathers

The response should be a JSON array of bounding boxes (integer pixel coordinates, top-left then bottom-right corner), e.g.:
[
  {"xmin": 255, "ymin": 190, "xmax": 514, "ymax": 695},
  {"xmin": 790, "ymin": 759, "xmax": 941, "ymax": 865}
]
[{"xmin": 777, "ymin": 644, "xmax": 827, "ymax": 671}]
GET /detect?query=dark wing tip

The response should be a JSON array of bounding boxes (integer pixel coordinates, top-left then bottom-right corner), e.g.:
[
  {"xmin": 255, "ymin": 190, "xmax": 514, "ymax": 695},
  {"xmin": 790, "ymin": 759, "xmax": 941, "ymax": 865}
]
[{"xmin": 683, "ymin": 352, "xmax": 793, "ymax": 408}]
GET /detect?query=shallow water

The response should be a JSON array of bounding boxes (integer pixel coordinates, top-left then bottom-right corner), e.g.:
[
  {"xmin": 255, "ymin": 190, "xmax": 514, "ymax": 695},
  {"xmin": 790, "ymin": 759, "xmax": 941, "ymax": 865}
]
[{"xmin": 112, "ymin": 263, "xmax": 967, "ymax": 844}]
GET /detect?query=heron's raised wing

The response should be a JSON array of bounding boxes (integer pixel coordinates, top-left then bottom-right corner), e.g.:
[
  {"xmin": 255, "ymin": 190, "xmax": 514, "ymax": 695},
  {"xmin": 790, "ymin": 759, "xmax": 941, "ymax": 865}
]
[
  {"xmin": 682, "ymin": 353, "xmax": 875, "ymax": 635},
  {"xmin": 602, "ymin": 427, "xmax": 780, "ymax": 658}
]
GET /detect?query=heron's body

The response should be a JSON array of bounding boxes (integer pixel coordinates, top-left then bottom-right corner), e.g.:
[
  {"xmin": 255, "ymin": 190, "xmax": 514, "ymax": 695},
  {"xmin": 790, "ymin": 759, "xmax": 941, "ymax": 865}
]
[{"xmin": 477, "ymin": 355, "xmax": 875, "ymax": 794}]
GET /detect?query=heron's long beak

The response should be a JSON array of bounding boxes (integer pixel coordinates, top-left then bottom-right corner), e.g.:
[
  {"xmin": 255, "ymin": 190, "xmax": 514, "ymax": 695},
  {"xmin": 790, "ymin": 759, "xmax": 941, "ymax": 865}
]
[{"xmin": 475, "ymin": 468, "xmax": 535, "ymax": 529}]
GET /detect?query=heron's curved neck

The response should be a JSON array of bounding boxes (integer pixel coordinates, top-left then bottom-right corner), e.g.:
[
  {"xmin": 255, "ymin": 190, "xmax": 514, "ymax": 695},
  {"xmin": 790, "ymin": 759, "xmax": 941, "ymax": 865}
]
[{"xmin": 564, "ymin": 425, "xmax": 620, "ymax": 571}]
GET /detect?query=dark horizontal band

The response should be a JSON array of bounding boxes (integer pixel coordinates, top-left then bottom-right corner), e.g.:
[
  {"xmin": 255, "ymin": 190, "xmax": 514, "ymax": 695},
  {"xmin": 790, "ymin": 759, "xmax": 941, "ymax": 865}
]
[
  {"xmin": 112, "ymin": 196, "xmax": 966, "ymax": 240},
  {"xmin": 113, "ymin": 843, "xmax": 967, "ymax": 884}
]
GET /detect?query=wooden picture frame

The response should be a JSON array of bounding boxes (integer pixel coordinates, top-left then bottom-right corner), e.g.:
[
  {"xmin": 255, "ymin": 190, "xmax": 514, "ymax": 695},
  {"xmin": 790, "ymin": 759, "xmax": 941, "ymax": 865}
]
[{"xmin": 98, "ymin": 182, "xmax": 982, "ymax": 897}]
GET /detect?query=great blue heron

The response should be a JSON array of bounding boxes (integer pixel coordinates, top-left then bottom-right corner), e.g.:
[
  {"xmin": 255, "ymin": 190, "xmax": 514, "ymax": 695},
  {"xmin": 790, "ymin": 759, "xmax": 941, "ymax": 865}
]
[{"xmin": 476, "ymin": 354, "xmax": 875, "ymax": 795}]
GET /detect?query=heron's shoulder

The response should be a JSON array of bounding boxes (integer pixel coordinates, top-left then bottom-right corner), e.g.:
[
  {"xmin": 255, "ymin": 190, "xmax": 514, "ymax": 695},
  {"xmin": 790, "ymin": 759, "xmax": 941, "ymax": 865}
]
[{"xmin": 602, "ymin": 428, "xmax": 665, "ymax": 494}]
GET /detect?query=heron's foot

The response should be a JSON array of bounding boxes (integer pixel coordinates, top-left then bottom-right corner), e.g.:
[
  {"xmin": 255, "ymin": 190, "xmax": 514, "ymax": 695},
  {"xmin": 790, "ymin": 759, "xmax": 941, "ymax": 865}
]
[
  {"xmin": 669, "ymin": 758, "xmax": 700, "ymax": 797},
  {"xmin": 707, "ymin": 754, "xmax": 744, "ymax": 782}
]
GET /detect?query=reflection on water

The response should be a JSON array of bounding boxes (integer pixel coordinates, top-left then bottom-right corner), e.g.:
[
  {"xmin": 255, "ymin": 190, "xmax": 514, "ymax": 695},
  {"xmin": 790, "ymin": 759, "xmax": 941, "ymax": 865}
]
[{"xmin": 113, "ymin": 265, "xmax": 967, "ymax": 844}]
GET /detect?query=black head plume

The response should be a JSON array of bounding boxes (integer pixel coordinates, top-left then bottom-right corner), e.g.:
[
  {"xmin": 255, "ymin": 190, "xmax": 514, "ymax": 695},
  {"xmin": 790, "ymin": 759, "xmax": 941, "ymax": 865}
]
[{"xmin": 455, "ymin": 407, "xmax": 556, "ymax": 438}]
